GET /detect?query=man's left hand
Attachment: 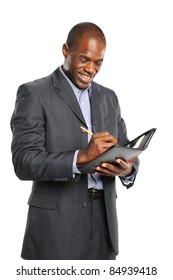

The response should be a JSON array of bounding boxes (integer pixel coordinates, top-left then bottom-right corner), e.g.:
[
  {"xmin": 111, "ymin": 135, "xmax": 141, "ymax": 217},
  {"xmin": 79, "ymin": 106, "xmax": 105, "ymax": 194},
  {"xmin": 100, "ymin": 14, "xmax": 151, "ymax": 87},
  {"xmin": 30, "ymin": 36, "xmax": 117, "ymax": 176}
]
[{"xmin": 94, "ymin": 157, "xmax": 137, "ymax": 177}]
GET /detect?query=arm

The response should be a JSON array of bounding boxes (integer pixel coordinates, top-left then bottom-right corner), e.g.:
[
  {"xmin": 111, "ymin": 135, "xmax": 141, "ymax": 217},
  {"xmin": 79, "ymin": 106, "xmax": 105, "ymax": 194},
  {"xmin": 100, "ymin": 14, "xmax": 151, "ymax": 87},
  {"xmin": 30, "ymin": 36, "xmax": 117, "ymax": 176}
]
[
  {"xmin": 11, "ymin": 85, "xmax": 79, "ymax": 182},
  {"xmin": 76, "ymin": 96, "xmax": 139, "ymax": 187}
]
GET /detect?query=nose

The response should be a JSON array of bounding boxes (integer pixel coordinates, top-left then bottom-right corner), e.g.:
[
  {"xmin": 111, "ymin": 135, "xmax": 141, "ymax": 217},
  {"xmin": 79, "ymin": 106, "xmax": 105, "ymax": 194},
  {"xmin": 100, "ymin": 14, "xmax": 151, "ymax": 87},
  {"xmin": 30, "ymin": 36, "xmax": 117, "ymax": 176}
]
[{"xmin": 84, "ymin": 61, "xmax": 95, "ymax": 74}]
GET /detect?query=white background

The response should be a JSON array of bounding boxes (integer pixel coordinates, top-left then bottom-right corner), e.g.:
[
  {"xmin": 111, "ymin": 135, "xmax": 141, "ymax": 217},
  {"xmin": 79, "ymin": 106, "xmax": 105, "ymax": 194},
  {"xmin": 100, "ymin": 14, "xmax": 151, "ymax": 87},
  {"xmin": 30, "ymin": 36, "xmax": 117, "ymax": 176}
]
[{"xmin": 0, "ymin": 0, "xmax": 173, "ymax": 279}]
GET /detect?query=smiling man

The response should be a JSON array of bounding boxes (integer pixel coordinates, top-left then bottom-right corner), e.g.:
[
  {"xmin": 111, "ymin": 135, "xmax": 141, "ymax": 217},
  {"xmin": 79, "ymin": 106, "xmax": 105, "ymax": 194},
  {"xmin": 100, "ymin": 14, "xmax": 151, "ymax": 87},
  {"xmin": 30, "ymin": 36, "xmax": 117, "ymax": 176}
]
[{"xmin": 11, "ymin": 22, "xmax": 139, "ymax": 260}]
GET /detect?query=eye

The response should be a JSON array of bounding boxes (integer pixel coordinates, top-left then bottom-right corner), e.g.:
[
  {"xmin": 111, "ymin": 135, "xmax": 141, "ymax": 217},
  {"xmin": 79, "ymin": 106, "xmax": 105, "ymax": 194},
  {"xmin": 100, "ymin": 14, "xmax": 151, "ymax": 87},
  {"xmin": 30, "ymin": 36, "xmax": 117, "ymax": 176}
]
[
  {"xmin": 79, "ymin": 58, "xmax": 88, "ymax": 63},
  {"xmin": 95, "ymin": 61, "xmax": 103, "ymax": 66}
]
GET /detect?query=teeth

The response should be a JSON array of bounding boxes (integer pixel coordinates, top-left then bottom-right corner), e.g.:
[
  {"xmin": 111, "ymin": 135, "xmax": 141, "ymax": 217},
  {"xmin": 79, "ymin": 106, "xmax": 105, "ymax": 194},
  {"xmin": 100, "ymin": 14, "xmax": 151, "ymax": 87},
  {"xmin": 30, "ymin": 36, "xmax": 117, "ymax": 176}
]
[
  {"xmin": 81, "ymin": 74, "xmax": 90, "ymax": 78},
  {"xmin": 78, "ymin": 73, "xmax": 93, "ymax": 83}
]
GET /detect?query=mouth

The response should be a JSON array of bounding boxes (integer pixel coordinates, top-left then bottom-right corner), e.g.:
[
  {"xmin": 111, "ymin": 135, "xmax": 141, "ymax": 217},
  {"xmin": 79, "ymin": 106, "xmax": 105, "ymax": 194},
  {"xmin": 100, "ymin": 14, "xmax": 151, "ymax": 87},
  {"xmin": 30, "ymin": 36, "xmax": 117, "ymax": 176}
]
[{"xmin": 77, "ymin": 73, "xmax": 94, "ymax": 84}]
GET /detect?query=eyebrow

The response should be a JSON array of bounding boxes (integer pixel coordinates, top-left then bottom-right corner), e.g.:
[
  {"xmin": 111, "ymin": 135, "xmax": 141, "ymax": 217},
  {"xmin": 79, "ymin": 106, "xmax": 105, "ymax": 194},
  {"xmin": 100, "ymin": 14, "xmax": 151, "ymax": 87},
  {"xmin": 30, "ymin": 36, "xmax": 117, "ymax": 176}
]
[{"xmin": 79, "ymin": 55, "xmax": 104, "ymax": 63}]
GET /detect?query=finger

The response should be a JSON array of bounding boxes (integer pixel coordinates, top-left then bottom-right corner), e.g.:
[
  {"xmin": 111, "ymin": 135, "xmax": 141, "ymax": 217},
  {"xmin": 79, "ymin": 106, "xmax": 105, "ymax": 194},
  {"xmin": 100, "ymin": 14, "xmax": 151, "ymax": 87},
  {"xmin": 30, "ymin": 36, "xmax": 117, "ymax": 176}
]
[
  {"xmin": 116, "ymin": 158, "xmax": 131, "ymax": 170},
  {"xmin": 96, "ymin": 163, "xmax": 123, "ymax": 174},
  {"xmin": 94, "ymin": 166, "xmax": 118, "ymax": 176},
  {"xmin": 129, "ymin": 156, "xmax": 137, "ymax": 163},
  {"xmin": 95, "ymin": 162, "xmax": 132, "ymax": 177},
  {"xmin": 92, "ymin": 133, "xmax": 117, "ymax": 145}
]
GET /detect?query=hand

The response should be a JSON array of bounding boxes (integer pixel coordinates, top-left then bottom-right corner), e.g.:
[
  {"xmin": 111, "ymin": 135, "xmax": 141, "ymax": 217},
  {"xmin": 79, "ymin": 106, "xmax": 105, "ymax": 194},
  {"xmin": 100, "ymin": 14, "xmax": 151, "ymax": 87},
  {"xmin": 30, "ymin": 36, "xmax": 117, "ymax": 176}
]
[
  {"xmin": 77, "ymin": 131, "xmax": 117, "ymax": 165},
  {"xmin": 94, "ymin": 157, "xmax": 137, "ymax": 177}
]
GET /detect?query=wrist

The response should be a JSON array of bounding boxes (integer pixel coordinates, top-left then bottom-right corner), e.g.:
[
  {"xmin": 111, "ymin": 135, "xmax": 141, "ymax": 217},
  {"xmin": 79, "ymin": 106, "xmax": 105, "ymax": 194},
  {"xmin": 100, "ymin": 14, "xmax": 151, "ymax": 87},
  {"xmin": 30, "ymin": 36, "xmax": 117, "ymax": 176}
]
[
  {"xmin": 76, "ymin": 150, "xmax": 89, "ymax": 165},
  {"xmin": 119, "ymin": 166, "xmax": 132, "ymax": 178}
]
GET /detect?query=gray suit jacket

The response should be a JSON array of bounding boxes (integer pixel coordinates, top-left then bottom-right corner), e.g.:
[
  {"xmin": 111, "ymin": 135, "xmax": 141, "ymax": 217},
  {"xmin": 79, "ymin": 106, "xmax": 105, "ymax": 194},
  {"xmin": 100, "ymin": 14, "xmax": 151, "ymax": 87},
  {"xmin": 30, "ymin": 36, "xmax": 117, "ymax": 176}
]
[{"xmin": 11, "ymin": 67, "xmax": 139, "ymax": 259}]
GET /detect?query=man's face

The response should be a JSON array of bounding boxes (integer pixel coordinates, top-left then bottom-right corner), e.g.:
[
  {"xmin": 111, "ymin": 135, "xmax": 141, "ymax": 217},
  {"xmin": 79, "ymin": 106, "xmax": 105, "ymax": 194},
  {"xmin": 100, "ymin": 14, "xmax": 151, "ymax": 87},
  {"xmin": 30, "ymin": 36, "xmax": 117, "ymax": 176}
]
[{"xmin": 62, "ymin": 36, "xmax": 106, "ymax": 89}]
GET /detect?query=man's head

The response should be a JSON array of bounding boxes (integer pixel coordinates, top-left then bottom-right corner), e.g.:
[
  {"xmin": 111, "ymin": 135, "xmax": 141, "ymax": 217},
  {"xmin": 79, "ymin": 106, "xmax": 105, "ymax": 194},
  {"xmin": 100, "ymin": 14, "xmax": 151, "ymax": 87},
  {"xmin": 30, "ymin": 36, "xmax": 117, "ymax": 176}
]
[{"xmin": 62, "ymin": 22, "xmax": 106, "ymax": 89}]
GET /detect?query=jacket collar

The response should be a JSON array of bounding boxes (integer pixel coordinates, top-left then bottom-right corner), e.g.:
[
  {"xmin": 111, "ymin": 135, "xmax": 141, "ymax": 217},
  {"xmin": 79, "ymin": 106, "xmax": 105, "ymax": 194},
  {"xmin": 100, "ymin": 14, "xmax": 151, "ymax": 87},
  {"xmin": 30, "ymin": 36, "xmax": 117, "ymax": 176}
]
[
  {"xmin": 52, "ymin": 67, "xmax": 86, "ymax": 126},
  {"xmin": 52, "ymin": 67, "xmax": 102, "ymax": 130}
]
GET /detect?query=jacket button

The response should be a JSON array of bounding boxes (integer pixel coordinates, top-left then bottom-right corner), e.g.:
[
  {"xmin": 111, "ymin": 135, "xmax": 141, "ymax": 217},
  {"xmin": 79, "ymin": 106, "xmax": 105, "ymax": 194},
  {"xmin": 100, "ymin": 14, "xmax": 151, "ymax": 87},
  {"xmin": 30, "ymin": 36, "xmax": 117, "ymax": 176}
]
[{"xmin": 82, "ymin": 202, "xmax": 87, "ymax": 208}]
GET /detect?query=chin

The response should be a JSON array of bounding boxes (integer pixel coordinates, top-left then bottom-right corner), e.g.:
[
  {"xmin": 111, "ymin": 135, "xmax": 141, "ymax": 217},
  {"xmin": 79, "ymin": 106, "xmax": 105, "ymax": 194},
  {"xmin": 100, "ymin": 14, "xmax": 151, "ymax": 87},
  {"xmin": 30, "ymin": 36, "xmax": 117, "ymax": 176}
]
[{"xmin": 77, "ymin": 81, "xmax": 90, "ymax": 89}]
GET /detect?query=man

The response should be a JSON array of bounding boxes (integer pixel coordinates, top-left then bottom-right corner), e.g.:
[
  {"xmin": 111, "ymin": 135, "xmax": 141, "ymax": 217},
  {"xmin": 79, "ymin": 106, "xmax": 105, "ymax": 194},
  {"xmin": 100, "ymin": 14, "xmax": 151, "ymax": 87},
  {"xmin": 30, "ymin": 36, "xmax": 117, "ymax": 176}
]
[{"xmin": 11, "ymin": 22, "xmax": 139, "ymax": 260}]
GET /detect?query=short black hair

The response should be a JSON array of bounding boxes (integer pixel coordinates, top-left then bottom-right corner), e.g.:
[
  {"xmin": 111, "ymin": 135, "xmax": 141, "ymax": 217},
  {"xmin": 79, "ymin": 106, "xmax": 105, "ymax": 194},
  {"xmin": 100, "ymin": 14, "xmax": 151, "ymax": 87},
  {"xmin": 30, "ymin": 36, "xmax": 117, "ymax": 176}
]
[{"xmin": 66, "ymin": 22, "xmax": 106, "ymax": 50}]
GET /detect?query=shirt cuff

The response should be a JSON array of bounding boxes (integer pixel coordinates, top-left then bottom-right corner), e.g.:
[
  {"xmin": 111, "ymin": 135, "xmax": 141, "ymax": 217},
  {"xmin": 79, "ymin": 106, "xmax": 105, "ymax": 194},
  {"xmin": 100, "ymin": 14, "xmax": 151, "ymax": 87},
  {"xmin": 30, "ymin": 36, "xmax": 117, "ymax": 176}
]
[
  {"xmin": 72, "ymin": 150, "xmax": 81, "ymax": 176},
  {"xmin": 119, "ymin": 166, "xmax": 137, "ymax": 188}
]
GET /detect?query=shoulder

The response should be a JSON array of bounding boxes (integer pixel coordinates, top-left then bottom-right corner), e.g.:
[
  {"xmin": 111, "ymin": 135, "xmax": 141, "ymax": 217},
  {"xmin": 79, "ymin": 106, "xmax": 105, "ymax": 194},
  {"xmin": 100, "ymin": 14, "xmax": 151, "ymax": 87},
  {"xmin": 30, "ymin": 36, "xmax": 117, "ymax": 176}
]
[
  {"xmin": 16, "ymin": 71, "xmax": 57, "ymax": 106},
  {"xmin": 19, "ymin": 73, "xmax": 52, "ymax": 94}
]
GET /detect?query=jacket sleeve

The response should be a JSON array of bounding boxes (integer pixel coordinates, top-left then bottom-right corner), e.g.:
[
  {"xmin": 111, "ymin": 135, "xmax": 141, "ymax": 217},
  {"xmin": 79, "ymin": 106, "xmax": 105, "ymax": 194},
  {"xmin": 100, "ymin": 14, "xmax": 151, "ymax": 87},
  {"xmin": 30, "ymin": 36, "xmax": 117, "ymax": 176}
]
[
  {"xmin": 116, "ymin": 96, "xmax": 140, "ymax": 188},
  {"xmin": 10, "ymin": 85, "xmax": 80, "ymax": 182}
]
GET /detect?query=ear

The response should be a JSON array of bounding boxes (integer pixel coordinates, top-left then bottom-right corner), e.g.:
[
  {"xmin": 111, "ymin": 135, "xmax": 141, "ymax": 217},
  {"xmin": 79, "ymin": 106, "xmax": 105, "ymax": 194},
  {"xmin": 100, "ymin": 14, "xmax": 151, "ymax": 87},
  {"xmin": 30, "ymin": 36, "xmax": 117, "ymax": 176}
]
[{"xmin": 62, "ymin": 43, "xmax": 69, "ymax": 58}]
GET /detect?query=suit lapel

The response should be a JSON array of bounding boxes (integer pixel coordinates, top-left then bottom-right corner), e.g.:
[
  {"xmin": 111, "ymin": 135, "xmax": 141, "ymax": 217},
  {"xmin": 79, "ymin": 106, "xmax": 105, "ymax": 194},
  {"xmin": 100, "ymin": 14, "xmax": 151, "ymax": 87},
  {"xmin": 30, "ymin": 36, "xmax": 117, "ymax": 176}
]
[
  {"xmin": 52, "ymin": 68, "xmax": 87, "ymax": 126},
  {"xmin": 90, "ymin": 83, "xmax": 103, "ymax": 132}
]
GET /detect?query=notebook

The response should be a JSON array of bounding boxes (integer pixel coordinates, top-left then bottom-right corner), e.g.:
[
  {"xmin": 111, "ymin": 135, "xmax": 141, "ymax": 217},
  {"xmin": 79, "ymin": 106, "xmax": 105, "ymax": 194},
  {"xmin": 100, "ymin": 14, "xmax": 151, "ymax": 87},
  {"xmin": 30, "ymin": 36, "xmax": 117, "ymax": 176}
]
[{"xmin": 78, "ymin": 128, "xmax": 156, "ymax": 173}]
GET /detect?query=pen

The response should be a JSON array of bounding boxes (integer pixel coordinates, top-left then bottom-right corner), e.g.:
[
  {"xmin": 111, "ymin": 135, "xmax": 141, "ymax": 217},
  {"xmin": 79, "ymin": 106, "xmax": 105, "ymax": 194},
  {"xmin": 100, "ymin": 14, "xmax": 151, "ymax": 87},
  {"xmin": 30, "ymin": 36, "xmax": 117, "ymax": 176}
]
[{"xmin": 80, "ymin": 126, "xmax": 93, "ymax": 136}]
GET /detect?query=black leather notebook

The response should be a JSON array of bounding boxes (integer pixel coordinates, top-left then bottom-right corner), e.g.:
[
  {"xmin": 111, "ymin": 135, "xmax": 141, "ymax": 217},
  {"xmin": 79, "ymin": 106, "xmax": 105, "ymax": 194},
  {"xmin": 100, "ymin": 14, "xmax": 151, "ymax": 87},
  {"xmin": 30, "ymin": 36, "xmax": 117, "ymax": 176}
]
[{"xmin": 78, "ymin": 128, "xmax": 156, "ymax": 174}]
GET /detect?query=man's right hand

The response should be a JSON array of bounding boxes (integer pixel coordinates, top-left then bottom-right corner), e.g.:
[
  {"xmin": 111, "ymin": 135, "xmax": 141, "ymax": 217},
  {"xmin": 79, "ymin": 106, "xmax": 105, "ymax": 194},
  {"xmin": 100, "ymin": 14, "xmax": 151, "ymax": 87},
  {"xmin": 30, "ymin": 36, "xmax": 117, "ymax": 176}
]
[{"xmin": 77, "ymin": 131, "xmax": 117, "ymax": 165}]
